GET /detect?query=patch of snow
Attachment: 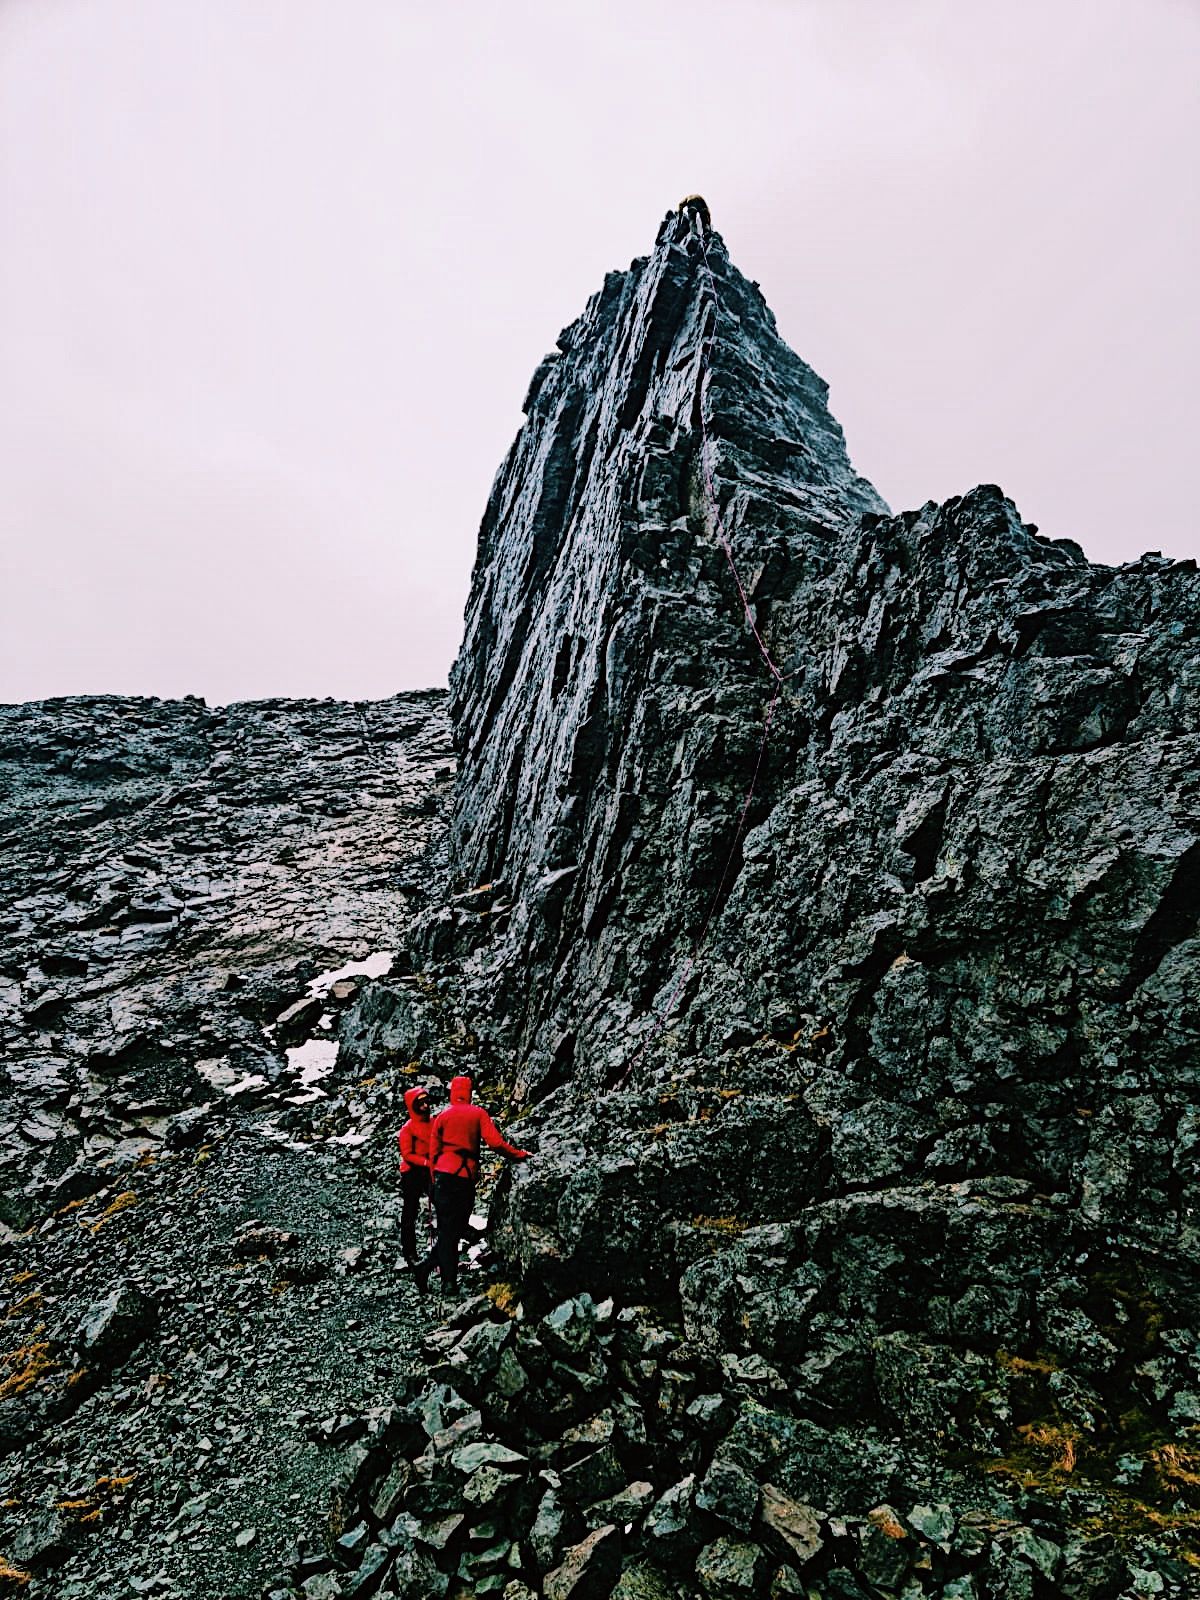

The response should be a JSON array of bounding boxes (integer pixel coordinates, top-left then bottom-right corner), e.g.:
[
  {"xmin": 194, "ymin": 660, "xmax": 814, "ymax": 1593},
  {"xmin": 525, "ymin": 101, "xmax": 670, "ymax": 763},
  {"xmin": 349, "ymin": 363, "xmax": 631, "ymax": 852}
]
[
  {"xmin": 306, "ymin": 951, "xmax": 394, "ymax": 999},
  {"xmin": 225, "ymin": 1074, "xmax": 269, "ymax": 1097},
  {"xmin": 286, "ymin": 1039, "xmax": 339, "ymax": 1085}
]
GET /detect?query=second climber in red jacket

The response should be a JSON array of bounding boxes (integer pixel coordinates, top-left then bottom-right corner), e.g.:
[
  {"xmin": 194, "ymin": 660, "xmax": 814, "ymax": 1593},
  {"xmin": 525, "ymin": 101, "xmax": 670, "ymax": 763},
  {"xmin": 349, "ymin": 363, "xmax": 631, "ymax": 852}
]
[
  {"xmin": 396, "ymin": 1085, "xmax": 433, "ymax": 1267},
  {"xmin": 411, "ymin": 1074, "xmax": 529, "ymax": 1295}
]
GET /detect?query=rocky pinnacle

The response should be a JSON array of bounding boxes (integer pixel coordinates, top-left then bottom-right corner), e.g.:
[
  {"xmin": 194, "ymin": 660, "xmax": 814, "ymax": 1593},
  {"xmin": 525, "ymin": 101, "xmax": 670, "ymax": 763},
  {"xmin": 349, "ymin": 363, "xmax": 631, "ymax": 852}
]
[
  {"xmin": 448, "ymin": 213, "xmax": 885, "ymax": 1097},
  {"xmin": 5, "ymin": 209, "xmax": 1200, "ymax": 1598}
]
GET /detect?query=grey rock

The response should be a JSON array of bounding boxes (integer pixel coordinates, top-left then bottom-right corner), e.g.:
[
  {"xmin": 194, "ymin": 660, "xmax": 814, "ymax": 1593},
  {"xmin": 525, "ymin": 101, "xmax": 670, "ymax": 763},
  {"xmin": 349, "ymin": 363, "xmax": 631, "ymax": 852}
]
[
  {"xmin": 758, "ymin": 1484, "xmax": 822, "ymax": 1566},
  {"xmin": 543, "ymin": 1523, "xmax": 622, "ymax": 1600},
  {"xmin": 695, "ymin": 1534, "xmax": 769, "ymax": 1598},
  {"xmin": 582, "ymin": 1479, "xmax": 655, "ymax": 1530},
  {"xmin": 644, "ymin": 1476, "xmax": 701, "ymax": 1561},
  {"xmin": 340, "ymin": 1543, "xmax": 392, "ymax": 1598},
  {"xmin": 449, "ymin": 1439, "xmax": 527, "ymax": 1475},
  {"xmin": 558, "ymin": 1444, "xmax": 624, "ymax": 1506},
  {"xmin": 530, "ymin": 1485, "xmax": 568, "ymax": 1568},
  {"xmin": 611, "ymin": 1564, "xmax": 680, "ymax": 1600},
  {"xmin": 77, "ymin": 1282, "xmax": 158, "ymax": 1365},
  {"xmin": 695, "ymin": 1456, "xmax": 759, "ymax": 1531},
  {"xmin": 857, "ymin": 1505, "xmax": 911, "ymax": 1589},
  {"xmin": 9, "ymin": 1506, "xmax": 78, "ymax": 1569}
]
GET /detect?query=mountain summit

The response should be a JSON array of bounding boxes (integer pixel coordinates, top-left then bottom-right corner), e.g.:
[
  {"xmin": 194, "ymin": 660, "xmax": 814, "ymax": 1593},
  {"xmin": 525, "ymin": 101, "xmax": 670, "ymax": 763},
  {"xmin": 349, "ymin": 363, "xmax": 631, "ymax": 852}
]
[
  {"xmin": 449, "ymin": 212, "xmax": 885, "ymax": 1097},
  {"xmin": 4, "ymin": 209, "xmax": 1200, "ymax": 1598}
]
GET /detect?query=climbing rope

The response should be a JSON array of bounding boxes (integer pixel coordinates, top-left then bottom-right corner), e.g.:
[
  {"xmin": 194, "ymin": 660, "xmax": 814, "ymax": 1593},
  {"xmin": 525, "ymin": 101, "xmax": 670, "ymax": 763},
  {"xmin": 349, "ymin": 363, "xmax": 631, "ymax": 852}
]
[{"xmin": 613, "ymin": 230, "xmax": 784, "ymax": 1087}]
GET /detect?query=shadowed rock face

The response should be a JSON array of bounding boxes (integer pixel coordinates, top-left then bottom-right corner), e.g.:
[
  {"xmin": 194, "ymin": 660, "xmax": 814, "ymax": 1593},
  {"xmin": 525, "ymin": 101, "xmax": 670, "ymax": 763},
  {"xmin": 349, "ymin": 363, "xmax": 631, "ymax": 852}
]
[
  {"xmin": 441, "ymin": 214, "xmax": 1200, "ymax": 1222},
  {"xmin": 447, "ymin": 216, "xmax": 884, "ymax": 1100},
  {"xmin": 347, "ymin": 213, "xmax": 1200, "ymax": 1595},
  {"xmin": 7, "ymin": 210, "xmax": 1200, "ymax": 1599}
]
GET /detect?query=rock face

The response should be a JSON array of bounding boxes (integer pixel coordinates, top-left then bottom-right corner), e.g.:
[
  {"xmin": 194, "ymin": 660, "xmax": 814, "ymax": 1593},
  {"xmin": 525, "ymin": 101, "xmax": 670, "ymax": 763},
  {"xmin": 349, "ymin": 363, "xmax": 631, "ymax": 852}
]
[
  {"xmin": 337, "ymin": 211, "xmax": 1200, "ymax": 1595},
  {"xmin": 448, "ymin": 212, "xmax": 883, "ymax": 1100},
  {"xmin": 5, "ymin": 208, "xmax": 1200, "ymax": 1600}
]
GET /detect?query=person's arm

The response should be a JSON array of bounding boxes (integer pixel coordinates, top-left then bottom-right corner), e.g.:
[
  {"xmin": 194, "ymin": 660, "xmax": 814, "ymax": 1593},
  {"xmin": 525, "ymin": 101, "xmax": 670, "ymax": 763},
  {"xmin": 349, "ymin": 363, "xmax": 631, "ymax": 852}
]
[
  {"xmin": 478, "ymin": 1108, "xmax": 529, "ymax": 1160},
  {"xmin": 398, "ymin": 1122, "xmax": 416, "ymax": 1165},
  {"xmin": 427, "ymin": 1113, "xmax": 444, "ymax": 1171}
]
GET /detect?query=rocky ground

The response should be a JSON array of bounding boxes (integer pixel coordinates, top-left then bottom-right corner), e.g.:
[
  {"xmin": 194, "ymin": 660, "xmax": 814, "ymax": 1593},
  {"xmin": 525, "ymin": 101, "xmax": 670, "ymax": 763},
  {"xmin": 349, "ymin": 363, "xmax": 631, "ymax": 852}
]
[{"xmin": 0, "ymin": 692, "xmax": 483, "ymax": 1597}]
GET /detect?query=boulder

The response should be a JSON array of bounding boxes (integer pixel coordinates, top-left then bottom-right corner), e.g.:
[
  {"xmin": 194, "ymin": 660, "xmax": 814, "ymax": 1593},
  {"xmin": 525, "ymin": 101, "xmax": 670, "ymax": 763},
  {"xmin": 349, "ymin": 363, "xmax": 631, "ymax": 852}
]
[
  {"xmin": 758, "ymin": 1484, "xmax": 822, "ymax": 1566},
  {"xmin": 77, "ymin": 1282, "xmax": 157, "ymax": 1366},
  {"xmin": 543, "ymin": 1524, "xmax": 622, "ymax": 1600},
  {"xmin": 695, "ymin": 1535, "xmax": 769, "ymax": 1598}
]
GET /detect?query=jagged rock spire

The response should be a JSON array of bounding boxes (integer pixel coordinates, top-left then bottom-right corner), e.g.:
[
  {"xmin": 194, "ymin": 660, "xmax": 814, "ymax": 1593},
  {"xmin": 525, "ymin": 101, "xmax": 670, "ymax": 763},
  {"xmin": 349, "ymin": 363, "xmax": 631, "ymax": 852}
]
[{"xmin": 448, "ymin": 213, "xmax": 884, "ymax": 1089}]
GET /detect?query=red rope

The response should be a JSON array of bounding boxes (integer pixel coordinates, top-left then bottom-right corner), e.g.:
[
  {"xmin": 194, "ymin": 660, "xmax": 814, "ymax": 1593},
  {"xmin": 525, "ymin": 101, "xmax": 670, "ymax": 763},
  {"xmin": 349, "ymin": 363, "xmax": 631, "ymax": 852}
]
[{"xmin": 612, "ymin": 228, "xmax": 783, "ymax": 1087}]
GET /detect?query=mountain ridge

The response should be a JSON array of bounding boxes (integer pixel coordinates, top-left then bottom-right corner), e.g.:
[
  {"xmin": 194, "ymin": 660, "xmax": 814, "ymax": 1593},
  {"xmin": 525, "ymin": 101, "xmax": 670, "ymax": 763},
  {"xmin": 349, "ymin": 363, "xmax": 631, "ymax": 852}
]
[{"xmin": 3, "ymin": 209, "xmax": 1200, "ymax": 1599}]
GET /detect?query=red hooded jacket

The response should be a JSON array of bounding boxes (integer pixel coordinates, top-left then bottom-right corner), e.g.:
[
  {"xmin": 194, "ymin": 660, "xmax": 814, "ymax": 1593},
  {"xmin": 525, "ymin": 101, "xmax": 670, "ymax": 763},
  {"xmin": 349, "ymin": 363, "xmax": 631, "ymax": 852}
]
[
  {"xmin": 427, "ymin": 1075, "xmax": 527, "ymax": 1181},
  {"xmin": 397, "ymin": 1086, "xmax": 432, "ymax": 1172}
]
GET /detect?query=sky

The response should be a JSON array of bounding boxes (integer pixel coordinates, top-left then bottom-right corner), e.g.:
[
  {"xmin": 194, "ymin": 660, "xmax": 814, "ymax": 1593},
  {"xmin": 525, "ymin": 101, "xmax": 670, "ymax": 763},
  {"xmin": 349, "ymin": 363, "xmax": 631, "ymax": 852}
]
[{"xmin": 1, "ymin": 0, "xmax": 1197, "ymax": 705}]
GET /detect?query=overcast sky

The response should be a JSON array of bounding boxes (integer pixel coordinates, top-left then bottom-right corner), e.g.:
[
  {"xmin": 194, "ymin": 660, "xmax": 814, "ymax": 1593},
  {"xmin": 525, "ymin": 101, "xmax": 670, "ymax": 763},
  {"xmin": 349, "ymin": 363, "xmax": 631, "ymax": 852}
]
[{"xmin": 2, "ymin": 0, "xmax": 1197, "ymax": 705}]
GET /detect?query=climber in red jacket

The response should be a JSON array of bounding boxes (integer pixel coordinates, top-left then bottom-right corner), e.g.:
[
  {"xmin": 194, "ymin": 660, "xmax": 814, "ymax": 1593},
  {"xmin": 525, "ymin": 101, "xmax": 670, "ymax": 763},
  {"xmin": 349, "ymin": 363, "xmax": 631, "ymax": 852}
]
[
  {"xmin": 396, "ymin": 1085, "xmax": 434, "ymax": 1267},
  {"xmin": 411, "ymin": 1075, "xmax": 529, "ymax": 1296}
]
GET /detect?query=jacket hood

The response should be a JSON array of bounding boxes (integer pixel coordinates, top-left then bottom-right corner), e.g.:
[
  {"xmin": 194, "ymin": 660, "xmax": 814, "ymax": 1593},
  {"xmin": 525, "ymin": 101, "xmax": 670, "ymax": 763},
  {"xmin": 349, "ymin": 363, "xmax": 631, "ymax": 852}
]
[
  {"xmin": 449, "ymin": 1075, "xmax": 473, "ymax": 1104},
  {"xmin": 404, "ymin": 1086, "xmax": 431, "ymax": 1117}
]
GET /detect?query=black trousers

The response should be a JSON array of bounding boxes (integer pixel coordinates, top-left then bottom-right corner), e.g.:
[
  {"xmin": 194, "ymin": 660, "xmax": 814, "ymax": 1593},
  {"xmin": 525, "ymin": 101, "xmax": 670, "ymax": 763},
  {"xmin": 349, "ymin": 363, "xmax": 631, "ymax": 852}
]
[
  {"xmin": 399, "ymin": 1166, "xmax": 432, "ymax": 1264},
  {"xmin": 433, "ymin": 1172, "xmax": 476, "ymax": 1292}
]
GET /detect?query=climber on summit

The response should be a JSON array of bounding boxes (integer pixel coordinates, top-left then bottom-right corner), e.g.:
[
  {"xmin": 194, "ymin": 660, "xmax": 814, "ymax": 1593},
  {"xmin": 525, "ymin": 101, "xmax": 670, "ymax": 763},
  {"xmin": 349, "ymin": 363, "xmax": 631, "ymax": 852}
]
[
  {"xmin": 411, "ymin": 1075, "xmax": 529, "ymax": 1297},
  {"xmin": 677, "ymin": 193, "xmax": 711, "ymax": 236},
  {"xmin": 396, "ymin": 1085, "xmax": 433, "ymax": 1267}
]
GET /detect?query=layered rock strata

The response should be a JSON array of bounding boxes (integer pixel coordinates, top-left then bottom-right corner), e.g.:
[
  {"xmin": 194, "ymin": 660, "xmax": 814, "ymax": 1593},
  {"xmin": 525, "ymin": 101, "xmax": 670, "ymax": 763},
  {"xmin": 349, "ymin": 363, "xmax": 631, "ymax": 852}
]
[
  {"xmin": 331, "ymin": 214, "xmax": 1200, "ymax": 1597},
  {"xmin": 5, "ymin": 204, "xmax": 1200, "ymax": 1600}
]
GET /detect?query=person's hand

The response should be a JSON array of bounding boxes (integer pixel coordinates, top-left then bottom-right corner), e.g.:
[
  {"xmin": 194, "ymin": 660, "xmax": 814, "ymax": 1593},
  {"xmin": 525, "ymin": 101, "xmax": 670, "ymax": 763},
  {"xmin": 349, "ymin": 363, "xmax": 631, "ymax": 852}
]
[{"xmin": 513, "ymin": 1148, "xmax": 530, "ymax": 1161}]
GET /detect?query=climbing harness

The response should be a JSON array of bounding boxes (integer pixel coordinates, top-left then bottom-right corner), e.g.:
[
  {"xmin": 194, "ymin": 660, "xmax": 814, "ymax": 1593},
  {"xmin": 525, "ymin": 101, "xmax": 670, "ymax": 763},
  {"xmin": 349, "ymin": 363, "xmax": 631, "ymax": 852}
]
[{"xmin": 613, "ymin": 233, "xmax": 784, "ymax": 1088}]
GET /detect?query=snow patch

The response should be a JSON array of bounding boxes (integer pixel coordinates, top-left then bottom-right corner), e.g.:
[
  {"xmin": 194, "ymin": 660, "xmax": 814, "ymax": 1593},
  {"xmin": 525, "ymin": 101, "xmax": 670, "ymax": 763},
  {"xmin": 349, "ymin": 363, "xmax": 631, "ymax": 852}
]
[{"xmin": 306, "ymin": 951, "xmax": 394, "ymax": 999}]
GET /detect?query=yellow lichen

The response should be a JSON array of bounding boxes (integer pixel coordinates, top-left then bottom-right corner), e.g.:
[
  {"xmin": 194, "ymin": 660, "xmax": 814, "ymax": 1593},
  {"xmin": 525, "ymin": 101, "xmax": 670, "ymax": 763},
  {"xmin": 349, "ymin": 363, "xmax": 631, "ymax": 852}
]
[
  {"xmin": 485, "ymin": 1282, "xmax": 520, "ymax": 1317},
  {"xmin": 8, "ymin": 1274, "xmax": 34, "ymax": 1287},
  {"xmin": 868, "ymin": 1507, "xmax": 908, "ymax": 1540},
  {"xmin": 1151, "ymin": 1443, "xmax": 1200, "ymax": 1492},
  {"xmin": 0, "ymin": 1556, "xmax": 32, "ymax": 1588},
  {"xmin": 87, "ymin": 1191, "xmax": 137, "ymax": 1233},
  {"xmin": 997, "ymin": 1349, "xmax": 1061, "ymax": 1377},
  {"xmin": 3, "ymin": 1294, "xmax": 42, "ymax": 1321},
  {"xmin": 691, "ymin": 1214, "xmax": 746, "ymax": 1234},
  {"xmin": 0, "ymin": 1342, "xmax": 59, "ymax": 1399},
  {"xmin": 1017, "ymin": 1422, "xmax": 1081, "ymax": 1474}
]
